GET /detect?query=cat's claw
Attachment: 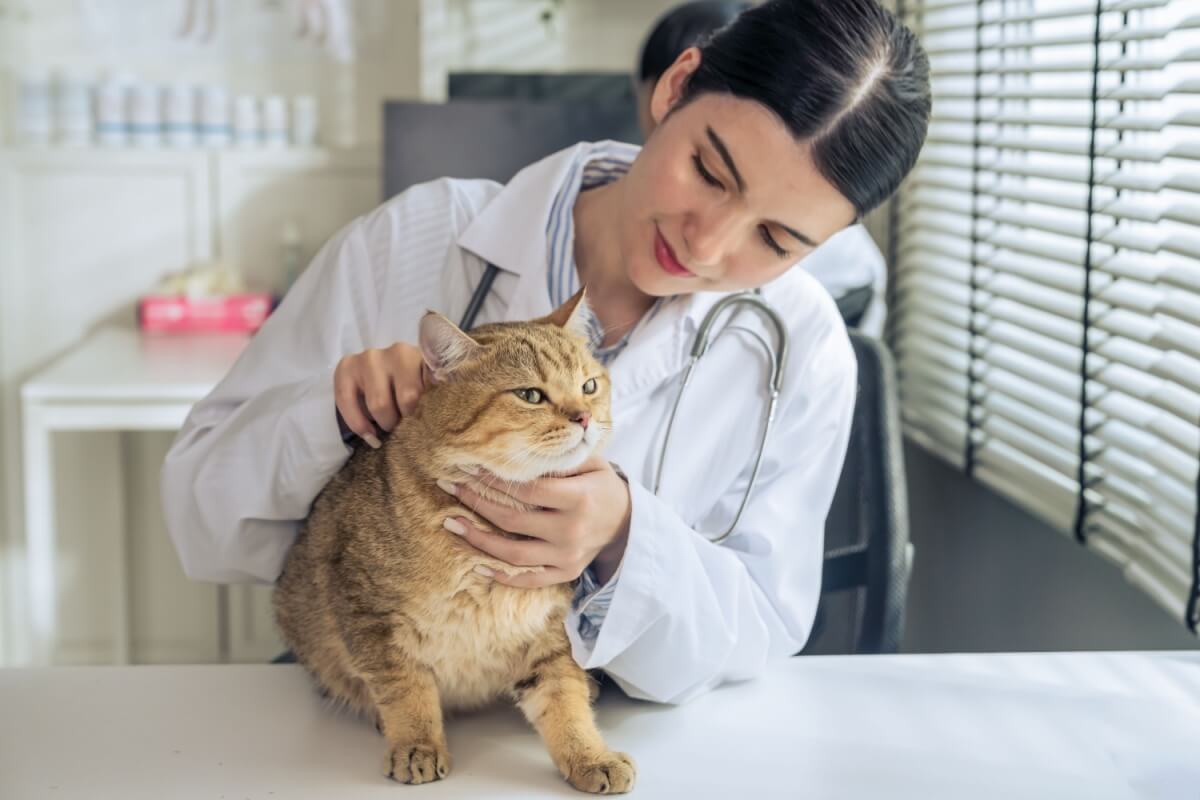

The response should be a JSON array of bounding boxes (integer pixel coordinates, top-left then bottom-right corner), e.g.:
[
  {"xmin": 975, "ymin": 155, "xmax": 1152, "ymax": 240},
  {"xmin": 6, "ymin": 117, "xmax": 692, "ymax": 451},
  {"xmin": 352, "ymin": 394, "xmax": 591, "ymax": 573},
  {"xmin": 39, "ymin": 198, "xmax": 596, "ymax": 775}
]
[
  {"xmin": 565, "ymin": 751, "xmax": 636, "ymax": 794},
  {"xmin": 383, "ymin": 740, "xmax": 451, "ymax": 785}
]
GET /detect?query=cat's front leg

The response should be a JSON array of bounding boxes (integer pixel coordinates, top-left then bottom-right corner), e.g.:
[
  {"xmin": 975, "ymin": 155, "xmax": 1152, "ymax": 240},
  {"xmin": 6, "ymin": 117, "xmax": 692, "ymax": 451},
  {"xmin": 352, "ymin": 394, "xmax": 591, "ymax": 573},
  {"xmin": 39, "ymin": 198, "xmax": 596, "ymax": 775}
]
[
  {"xmin": 510, "ymin": 649, "xmax": 636, "ymax": 794},
  {"xmin": 349, "ymin": 642, "xmax": 451, "ymax": 784}
]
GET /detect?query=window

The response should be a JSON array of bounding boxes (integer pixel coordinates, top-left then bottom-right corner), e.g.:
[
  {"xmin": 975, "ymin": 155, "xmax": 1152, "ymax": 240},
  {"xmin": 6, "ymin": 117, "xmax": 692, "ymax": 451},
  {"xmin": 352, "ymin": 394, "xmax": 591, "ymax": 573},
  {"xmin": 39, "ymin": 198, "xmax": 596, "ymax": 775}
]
[{"xmin": 891, "ymin": 0, "xmax": 1200, "ymax": 629}]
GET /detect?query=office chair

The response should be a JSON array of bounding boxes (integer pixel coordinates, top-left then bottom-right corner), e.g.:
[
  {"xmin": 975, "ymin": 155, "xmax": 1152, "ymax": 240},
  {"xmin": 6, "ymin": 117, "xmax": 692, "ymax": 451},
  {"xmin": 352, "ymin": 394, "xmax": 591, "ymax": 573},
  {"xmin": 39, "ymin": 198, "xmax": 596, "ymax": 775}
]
[
  {"xmin": 835, "ymin": 285, "xmax": 874, "ymax": 330},
  {"xmin": 801, "ymin": 332, "xmax": 913, "ymax": 655}
]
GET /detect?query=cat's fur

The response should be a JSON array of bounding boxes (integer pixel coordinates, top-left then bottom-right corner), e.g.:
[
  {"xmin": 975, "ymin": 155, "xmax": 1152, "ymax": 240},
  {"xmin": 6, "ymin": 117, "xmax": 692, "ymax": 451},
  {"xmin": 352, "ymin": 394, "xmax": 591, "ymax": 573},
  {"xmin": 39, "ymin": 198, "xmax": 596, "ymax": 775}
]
[{"xmin": 273, "ymin": 293, "xmax": 635, "ymax": 794}]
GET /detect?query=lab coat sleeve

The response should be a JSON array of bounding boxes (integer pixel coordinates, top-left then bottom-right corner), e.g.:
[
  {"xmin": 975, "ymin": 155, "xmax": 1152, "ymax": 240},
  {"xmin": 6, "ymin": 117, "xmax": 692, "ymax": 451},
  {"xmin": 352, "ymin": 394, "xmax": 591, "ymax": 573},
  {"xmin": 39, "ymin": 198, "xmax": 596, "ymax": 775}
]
[
  {"xmin": 160, "ymin": 215, "xmax": 386, "ymax": 584},
  {"xmin": 565, "ymin": 320, "xmax": 857, "ymax": 704}
]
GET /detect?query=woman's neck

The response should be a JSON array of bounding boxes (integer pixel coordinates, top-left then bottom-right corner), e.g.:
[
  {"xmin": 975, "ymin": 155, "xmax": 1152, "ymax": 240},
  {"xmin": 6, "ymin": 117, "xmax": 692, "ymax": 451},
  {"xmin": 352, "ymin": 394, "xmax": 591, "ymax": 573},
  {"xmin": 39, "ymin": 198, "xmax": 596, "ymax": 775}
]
[{"xmin": 572, "ymin": 178, "xmax": 657, "ymax": 348}]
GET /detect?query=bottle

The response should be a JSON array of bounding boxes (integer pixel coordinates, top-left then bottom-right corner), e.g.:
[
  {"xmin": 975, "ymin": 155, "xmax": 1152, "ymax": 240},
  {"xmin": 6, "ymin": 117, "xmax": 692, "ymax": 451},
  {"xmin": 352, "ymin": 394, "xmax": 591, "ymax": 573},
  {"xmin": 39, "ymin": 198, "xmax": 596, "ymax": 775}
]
[
  {"xmin": 262, "ymin": 94, "xmax": 288, "ymax": 149},
  {"xmin": 53, "ymin": 71, "xmax": 93, "ymax": 147},
  {"xmin": 164, "ymin": 83, "xmax": 197, "ymax": 148},
  {"xmin": 233, "ymin": 94, "xmax": 261, "ymax": 148},
  {"xmin": 291, "ymin": 94, "xmax": 318, "ymax": 147},
  {"xmin": 128, "ymin": 80, "xmax": 162, "ymax": 147},
  {"xmin": 281, "ymin": 220, "xmax": 304, "ymax": 291},
  {"xmin": 96, "ymin": 72, "xmax": 132, "ymax": 147},
  {"xmin": 199, "ymin": 86, "xmax": 231, "ymax": 147},
  {"xmin": 16, "ymin": 70, "xmax": 52, "ymax": 146}
]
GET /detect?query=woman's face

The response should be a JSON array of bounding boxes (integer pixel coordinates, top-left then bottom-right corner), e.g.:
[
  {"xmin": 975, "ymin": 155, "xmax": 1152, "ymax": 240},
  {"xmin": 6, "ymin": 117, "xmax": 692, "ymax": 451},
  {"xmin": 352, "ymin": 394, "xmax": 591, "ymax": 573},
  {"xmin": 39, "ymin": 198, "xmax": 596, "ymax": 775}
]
[{"xmin": 618, "ymin": 48, "xmax": 857, "ymax": 297}]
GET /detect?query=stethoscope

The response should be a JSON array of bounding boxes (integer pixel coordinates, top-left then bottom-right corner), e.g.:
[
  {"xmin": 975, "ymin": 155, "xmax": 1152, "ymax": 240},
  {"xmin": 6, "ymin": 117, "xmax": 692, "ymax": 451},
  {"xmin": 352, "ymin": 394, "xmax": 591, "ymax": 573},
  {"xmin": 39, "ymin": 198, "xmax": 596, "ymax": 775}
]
[{"xmin": 460, "ymin": 263, "xmax": 789, "ymax": 544}]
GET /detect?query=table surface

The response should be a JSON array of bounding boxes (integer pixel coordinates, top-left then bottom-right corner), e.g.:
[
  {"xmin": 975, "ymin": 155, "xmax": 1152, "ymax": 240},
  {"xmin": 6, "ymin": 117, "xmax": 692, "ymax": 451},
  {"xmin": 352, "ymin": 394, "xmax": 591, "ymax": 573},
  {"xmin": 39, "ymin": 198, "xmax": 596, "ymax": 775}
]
[
  {"xmin": 20, "ymin": 326, "xmax": 249, "ymax": 402},
  {"xmin": 2, "ymin": 652, "xmax": 1198, "ymax": 800}
]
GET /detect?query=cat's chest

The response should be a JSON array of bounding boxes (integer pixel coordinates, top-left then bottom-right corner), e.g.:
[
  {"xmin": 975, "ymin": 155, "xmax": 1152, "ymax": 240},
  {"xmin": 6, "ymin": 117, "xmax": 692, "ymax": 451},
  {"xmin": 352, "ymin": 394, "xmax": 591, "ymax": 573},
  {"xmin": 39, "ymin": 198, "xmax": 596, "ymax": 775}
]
[
  {"xmin": 423, "ymin": 580, "xmax": 566, "ymax": 643},
  {"xmin": 409, "ymin": 580, "xmax": 571, "ymax": 708}
]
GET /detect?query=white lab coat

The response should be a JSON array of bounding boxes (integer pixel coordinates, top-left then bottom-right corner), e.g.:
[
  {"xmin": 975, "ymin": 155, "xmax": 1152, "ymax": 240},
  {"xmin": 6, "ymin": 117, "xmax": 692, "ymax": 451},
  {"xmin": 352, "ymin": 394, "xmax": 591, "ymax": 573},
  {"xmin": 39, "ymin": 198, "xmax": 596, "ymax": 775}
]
[{"xmin": 161, "ymin": 142, "xmax": 857, "ymax": 704}]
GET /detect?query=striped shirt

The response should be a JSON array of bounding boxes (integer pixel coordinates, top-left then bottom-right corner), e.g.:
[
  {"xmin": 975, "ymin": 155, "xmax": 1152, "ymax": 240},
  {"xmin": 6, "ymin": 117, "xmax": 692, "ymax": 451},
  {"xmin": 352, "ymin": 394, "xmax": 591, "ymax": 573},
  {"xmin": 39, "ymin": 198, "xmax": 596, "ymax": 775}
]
[{"xmin": 544, "ymin": 141, "xmax": 645, "ymax": 643}]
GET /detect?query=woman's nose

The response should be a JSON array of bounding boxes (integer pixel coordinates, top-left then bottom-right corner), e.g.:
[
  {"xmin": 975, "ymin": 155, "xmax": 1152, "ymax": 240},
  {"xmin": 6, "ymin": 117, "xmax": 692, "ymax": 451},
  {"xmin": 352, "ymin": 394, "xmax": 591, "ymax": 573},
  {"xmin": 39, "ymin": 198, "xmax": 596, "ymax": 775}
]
[{"xmin": 684, "ymin": 205, "xmax": 742, "ymax": 267}]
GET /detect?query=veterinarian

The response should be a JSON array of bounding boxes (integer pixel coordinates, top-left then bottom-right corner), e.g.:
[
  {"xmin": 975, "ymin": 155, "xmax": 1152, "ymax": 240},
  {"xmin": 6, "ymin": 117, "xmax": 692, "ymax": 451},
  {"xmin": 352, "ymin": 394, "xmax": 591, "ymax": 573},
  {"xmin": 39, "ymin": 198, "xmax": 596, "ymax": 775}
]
[{"xmin": 162, "ymin": 0, "xmax": 930, "ymax": 704}]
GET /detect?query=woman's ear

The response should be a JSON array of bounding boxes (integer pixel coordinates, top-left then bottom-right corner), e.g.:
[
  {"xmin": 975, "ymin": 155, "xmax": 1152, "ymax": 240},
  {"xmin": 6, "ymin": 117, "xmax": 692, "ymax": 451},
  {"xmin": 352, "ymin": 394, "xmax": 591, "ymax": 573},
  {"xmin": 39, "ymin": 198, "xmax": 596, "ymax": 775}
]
[
  {"xmin": 418, "ymin": 311, "xmax": 481, "ymax": 381},
  {"xmin": 541, "ymin": 288, "xmax": 591, "ymax": 339},
  {"xmin": 650, "ymin": 46, "xmax": 702, "ymax": 127}
]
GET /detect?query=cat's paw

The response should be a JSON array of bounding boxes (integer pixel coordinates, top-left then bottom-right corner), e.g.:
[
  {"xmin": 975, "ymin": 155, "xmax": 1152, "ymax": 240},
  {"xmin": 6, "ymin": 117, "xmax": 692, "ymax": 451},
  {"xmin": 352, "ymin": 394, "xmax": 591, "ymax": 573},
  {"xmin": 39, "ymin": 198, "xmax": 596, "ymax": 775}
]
[
  {"xmin": 565, "ymin": 751, "xmax": 636, "ymax": 794},
  {"xmin": 383, "ymin": 740, "xmax": 451, "ymax": 785}
]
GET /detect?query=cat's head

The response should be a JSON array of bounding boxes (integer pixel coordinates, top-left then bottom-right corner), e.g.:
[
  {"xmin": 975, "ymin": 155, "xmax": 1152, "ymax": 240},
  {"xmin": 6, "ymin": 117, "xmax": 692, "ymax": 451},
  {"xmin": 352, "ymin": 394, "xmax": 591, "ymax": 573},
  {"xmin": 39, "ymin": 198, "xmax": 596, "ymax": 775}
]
[{"xmin": 415, "ymin": 290, "xmax": 612, "ymax": 481}]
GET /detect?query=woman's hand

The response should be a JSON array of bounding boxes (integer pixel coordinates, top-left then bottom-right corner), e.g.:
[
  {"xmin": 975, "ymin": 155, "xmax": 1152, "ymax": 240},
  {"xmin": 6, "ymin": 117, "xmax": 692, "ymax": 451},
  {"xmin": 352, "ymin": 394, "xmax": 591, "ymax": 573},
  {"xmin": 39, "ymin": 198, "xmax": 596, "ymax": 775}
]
[
  {"xmin": 438, "ymin": 455, "xmax": 632, "ymax": 588},
  {"xmin": 334, "ymin": 342, "xmax": 430, "ymax": 447}
]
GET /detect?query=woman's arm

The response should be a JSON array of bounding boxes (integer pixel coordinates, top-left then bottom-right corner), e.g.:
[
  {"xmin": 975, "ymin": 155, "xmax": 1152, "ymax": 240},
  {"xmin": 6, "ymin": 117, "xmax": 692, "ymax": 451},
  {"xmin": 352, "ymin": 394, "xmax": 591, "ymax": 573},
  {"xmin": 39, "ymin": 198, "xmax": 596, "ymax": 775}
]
[
  {"xmin": 565, "ymin": 318, "xmax": 858, "ymax": 704},
  {"xmin": 160, "ymin": 218, "xmax": 384, "ymax": 584}
]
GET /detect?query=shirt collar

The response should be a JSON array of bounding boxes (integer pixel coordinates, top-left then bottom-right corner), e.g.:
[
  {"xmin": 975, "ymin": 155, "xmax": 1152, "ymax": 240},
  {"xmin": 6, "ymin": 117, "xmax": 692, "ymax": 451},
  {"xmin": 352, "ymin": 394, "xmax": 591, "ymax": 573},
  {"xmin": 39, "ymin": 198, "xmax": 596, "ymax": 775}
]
[{"xmin": 456, "ymin": 141, "xmax": 603, "ymax": 323}]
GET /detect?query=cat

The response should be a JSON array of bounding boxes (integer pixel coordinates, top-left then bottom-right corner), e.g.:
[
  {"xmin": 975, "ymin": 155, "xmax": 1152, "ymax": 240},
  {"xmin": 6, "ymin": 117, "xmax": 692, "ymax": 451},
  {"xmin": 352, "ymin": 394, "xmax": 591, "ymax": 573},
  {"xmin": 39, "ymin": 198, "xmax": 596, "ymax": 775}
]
[{"xmin": 272, "ymin": 292, "xmax": 636, "ymax": 794}]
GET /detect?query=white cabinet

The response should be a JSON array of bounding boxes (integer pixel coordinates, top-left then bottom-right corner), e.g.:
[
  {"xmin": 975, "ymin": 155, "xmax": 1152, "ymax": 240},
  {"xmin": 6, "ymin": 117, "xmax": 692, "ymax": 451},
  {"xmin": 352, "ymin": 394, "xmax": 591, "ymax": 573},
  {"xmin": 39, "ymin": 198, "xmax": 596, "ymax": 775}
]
[
  {"xmin": 0, "ymin": 149, "xmax": 213, "ymax": 666},
  {"xmin": 1, "ymin": 146, "xmax": 381, "ymax": 665}
]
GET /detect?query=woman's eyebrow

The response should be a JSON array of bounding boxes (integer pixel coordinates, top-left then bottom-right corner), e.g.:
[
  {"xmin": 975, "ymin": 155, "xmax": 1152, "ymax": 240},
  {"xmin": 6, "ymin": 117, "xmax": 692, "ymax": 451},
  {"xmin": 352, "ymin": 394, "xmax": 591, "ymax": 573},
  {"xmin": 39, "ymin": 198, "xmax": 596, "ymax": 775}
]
[
  {"xmin": 706, "ymin": 126, "xmax": 746, "ymax": 192},
  {"xmin": 706, "ymin": 125, "xmax": 820, "ymax": 250}
]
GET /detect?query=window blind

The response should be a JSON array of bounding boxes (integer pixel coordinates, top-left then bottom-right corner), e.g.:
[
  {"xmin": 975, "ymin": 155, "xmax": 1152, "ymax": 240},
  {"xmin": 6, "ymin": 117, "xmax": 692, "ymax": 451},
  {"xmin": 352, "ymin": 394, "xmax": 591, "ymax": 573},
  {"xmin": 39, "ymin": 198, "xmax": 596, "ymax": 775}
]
[{"xmin": 890, "ymin": 0, "xmax": 1200, "ymax": 631}]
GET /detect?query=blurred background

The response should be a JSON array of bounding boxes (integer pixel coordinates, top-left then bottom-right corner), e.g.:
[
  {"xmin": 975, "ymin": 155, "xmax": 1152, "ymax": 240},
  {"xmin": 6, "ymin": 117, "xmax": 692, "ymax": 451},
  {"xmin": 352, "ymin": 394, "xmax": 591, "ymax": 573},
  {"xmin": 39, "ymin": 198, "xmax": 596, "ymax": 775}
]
[{"xmin": 0, "ymin": 0, "xmax": 1196, "ymax": 667}]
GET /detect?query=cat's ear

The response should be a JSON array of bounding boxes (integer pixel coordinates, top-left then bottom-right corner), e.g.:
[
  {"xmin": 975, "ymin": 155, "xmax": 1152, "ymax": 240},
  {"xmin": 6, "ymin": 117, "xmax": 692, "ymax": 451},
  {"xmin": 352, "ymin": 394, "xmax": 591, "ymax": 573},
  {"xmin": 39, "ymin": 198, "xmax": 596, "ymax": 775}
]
[
  {"xmin": 542, "ymin": 287, "xmax": 591, "ymax": 339},
  {"xmin": 418, "ymin": 311, "xmax": 481, "ymax": 380}
]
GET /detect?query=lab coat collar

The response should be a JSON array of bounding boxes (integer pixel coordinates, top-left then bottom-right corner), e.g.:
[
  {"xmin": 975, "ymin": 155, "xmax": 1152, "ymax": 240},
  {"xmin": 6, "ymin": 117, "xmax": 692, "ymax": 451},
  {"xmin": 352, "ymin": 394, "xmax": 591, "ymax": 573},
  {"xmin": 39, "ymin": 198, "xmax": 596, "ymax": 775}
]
[{"xmin": 456, "ymin": 141, "xmax": 597, "ymax": 325}]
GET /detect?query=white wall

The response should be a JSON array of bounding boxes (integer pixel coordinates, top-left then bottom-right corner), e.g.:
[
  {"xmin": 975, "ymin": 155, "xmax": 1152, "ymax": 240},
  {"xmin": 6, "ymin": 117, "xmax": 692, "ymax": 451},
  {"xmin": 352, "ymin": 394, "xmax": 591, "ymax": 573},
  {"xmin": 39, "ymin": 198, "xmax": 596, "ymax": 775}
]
[{"xmin": 418, "ymin": 0, "xmax": 679, "ymax": 100}]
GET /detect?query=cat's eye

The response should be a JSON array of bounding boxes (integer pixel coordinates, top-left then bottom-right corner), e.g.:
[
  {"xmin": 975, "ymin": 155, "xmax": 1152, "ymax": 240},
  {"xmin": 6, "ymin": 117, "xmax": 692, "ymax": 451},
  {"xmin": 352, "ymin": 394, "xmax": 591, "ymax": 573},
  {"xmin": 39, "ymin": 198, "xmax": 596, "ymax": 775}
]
[
  {"xmin": 582, "ymin": 378, "xmax": 597, "ymax": 395},
  {"xmin": 514, "ymin": 388, "xmax": 544, "ymax": 404}
]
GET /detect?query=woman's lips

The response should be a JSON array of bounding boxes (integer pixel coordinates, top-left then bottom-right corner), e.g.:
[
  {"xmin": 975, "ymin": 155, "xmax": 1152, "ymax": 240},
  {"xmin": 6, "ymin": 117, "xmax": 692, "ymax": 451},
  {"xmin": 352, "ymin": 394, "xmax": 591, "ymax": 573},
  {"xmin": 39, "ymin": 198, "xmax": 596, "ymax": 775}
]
[{"xmin": 654, "ymin": 229, "xmax": 694, "ymax": 278}]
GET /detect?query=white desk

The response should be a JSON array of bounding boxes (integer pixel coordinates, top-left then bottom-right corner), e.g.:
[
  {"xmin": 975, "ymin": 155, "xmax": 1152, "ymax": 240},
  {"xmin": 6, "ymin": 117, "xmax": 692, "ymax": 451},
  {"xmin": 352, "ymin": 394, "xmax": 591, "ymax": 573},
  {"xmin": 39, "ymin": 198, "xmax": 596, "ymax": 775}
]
[
  {"xmin": 19, "ymin": 327, "xmax": 248, "ymax": 665},
  {"xmin": 1, "ymin": 652, "xmax": 1197, "ymax": 799}
]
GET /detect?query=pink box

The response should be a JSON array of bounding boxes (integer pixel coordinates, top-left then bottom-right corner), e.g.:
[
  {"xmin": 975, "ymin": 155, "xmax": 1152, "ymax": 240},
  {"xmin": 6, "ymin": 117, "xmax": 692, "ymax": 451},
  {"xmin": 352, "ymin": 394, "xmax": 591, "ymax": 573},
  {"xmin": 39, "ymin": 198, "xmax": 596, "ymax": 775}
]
[{"xmin": 138, "ymin": 293, "xmax": 277, "ymax": 334}]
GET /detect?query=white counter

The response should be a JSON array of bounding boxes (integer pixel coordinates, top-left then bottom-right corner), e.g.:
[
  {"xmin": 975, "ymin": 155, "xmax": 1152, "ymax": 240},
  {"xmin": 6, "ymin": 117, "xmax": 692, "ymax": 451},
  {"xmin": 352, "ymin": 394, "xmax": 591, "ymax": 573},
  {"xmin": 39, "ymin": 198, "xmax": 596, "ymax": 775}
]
[{"xmin": 2, "ymin": 651, "xmax": 1198, "ymax": 799}]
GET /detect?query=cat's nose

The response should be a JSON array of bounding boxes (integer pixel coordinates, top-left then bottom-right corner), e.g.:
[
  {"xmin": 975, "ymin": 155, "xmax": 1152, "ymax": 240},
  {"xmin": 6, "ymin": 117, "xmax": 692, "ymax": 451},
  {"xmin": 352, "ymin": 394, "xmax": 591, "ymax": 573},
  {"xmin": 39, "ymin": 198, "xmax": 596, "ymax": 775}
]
[{"xmin": 570, "ymin": 410, "xmax": 590, "ymax": 430}]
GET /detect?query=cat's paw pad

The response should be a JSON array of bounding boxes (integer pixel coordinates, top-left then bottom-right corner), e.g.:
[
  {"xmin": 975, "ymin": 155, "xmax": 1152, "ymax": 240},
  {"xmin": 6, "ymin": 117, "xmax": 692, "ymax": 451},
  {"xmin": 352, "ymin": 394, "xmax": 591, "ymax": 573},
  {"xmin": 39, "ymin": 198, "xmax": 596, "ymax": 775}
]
[
  {"xmin": 383, "ymin": 740, "xmax": 450, "ymax": 784},
  {"xmin": 566, "ymin": 751, "xmax": 636, "ymax": 794}
]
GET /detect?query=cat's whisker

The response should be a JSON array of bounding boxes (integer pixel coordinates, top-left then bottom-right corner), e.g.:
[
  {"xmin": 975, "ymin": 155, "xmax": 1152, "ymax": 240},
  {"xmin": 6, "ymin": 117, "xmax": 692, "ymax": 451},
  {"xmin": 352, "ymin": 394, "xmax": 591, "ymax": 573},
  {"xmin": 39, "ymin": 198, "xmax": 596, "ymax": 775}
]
[{"xmin": 487, "ymin": 442, "xmax": 544, "ymax": 490}]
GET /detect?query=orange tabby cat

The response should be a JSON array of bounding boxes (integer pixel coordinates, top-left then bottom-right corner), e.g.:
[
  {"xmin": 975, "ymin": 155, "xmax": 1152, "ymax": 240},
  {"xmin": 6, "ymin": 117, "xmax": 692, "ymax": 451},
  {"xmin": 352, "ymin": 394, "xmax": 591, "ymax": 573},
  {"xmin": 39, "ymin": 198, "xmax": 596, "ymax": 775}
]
[{"xmin": 273, "ymin": 292, "xmax": 635, "ymax": 794}]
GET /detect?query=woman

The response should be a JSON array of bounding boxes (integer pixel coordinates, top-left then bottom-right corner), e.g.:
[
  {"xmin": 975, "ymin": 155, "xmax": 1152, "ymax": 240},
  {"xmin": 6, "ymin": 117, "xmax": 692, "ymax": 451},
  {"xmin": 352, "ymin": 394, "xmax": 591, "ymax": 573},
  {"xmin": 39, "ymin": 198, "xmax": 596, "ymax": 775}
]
[
  {"xmin": 162, "ymin": 0, "xmax": 930, "ymax": 704},
  {"xmin": 636, "ymin": 1, "xmax": 891, "ymax": 336}
]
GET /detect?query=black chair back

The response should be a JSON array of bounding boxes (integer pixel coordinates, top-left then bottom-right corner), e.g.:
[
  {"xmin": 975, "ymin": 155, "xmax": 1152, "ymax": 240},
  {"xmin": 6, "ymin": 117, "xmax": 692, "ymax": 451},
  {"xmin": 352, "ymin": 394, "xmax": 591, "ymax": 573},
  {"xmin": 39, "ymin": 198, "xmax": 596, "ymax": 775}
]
[{"xmin": 802, "ymin": 333, "xmax": 912, "ymax": 655}]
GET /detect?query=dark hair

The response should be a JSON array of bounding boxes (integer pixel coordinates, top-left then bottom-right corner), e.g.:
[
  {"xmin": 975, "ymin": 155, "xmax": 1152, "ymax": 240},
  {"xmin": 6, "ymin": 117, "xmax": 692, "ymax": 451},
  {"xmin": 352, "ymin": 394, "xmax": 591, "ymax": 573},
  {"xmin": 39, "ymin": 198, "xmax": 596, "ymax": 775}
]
[
  {"xmin": 679, "ymin": 0, "xmax": 931, "ymax": 220},
  {"xmin": 637, "ymin": 2, "xmax": 751, "ymax": 84}
]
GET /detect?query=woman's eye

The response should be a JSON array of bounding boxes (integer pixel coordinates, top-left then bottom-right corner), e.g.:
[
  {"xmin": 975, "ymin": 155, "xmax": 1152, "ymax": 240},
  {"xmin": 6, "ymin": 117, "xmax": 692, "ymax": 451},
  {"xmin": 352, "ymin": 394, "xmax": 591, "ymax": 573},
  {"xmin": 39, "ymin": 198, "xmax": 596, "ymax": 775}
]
[
  {"xmin": 515, "ymin": 388, "xmax": 544, "ymax": 404},
  {"xmin": 692, "ymin": 153, "xmax": 723, "ymax": 190},
  {"xmin": 760, "ymin": 226, "xmax": 789, "ymax": 258},
  {"xmin": 582, "ymin": 378, "xmax": 597, "ymax": 395}
]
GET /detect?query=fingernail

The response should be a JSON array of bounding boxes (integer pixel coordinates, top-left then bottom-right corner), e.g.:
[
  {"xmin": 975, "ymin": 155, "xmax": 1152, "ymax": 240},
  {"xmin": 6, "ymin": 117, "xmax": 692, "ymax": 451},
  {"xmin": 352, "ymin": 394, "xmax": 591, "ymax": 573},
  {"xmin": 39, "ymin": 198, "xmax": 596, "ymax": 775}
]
[
  {"xmin": 363, "ymin": 434, "xmax": 382, "ymax": 450},
  {"xmin": 436, "ymin": 479, "xmax": 457, "ymax": 496},
  {"xmin": 474, "ymin": 565, "xmax": 494, "ymax": 578},
  {"xmin": 443, "ymin": 518, "xmax": 467, "ymax": 536}
]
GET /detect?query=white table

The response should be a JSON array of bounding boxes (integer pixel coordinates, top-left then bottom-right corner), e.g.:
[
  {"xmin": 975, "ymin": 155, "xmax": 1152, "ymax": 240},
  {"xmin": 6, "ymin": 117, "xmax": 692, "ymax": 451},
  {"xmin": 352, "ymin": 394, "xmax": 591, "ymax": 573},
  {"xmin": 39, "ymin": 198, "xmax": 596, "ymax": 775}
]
[
  {"xmin": 2, "ymin": 652, "xmax": 1198, "ymax": 799},
  {"xmin": 19, "ymin": 326, "xmax": 248, "ymax": 665}
]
